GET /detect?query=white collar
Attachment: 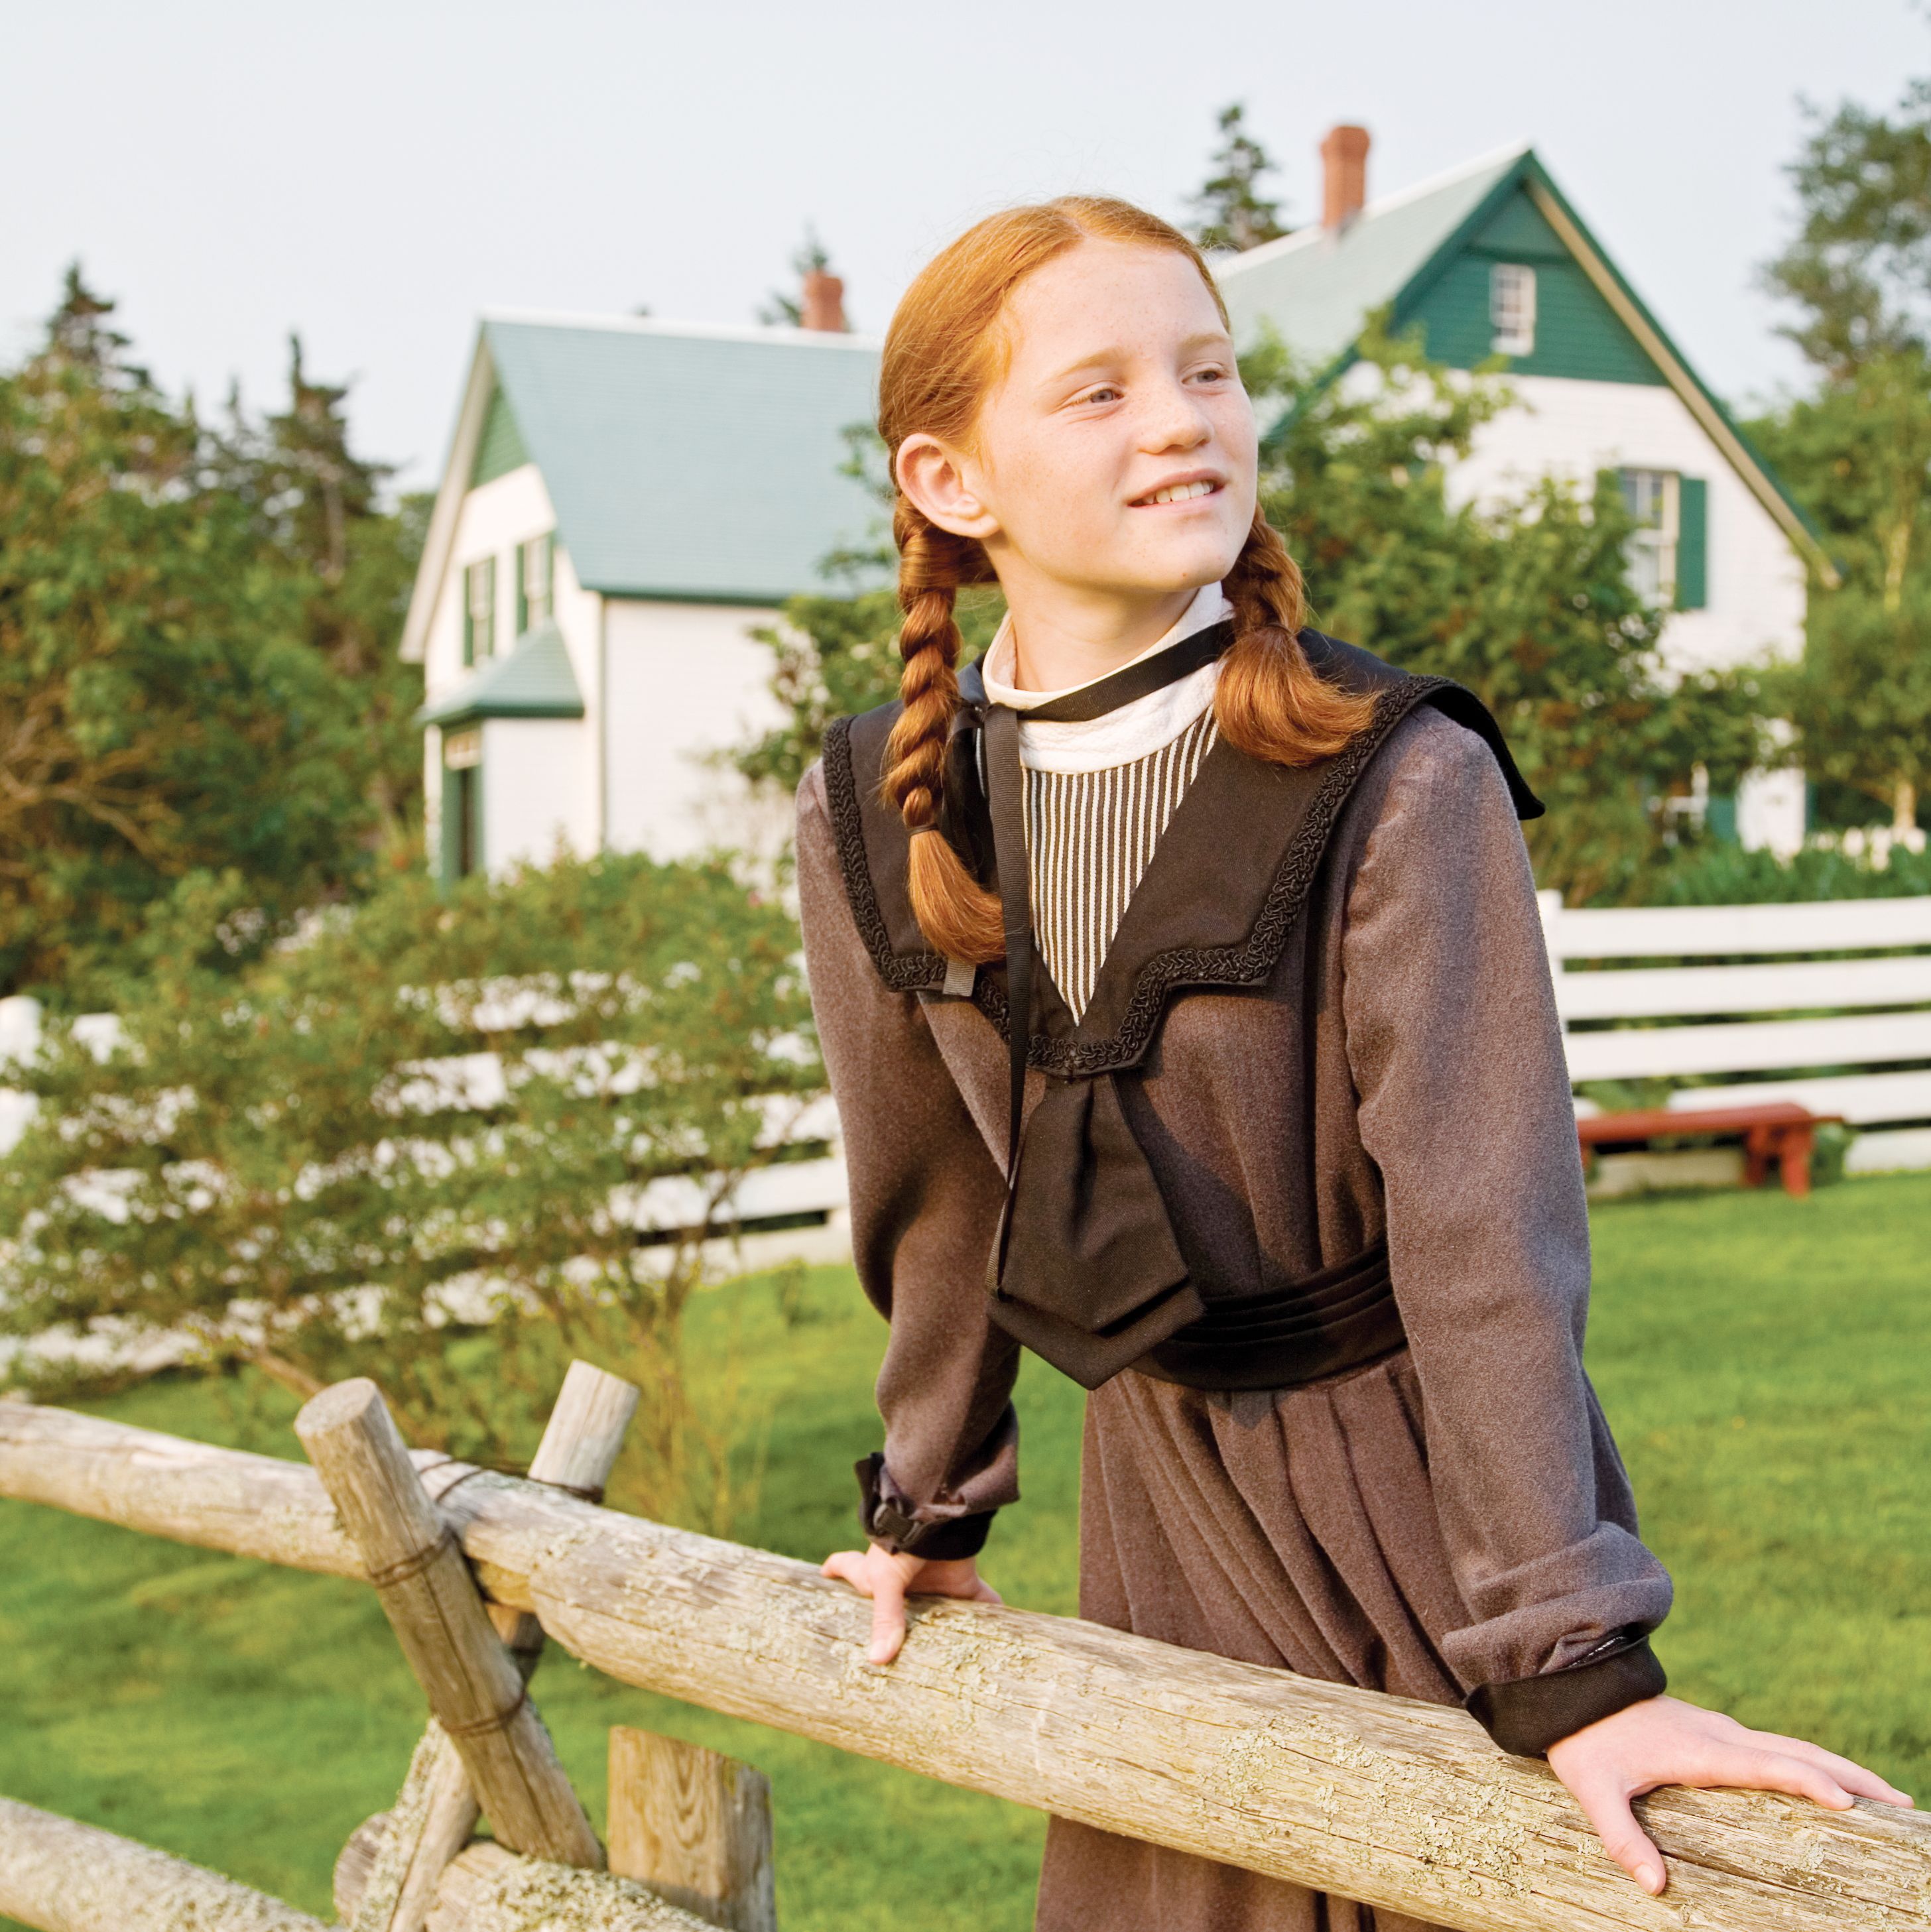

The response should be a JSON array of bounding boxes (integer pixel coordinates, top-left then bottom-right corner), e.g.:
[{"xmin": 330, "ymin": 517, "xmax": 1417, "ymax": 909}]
[{"xmin": 979, "ymin": 583, "xmax": 1232, "ymax": 774}]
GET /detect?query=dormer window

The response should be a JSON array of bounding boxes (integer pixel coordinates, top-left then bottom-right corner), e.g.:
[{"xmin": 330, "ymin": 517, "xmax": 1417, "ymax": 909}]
[
  {"xmin": 462, "ymin": 558, "xmax": 495, "ymax": 666},
  {"xmin": 1490, "ymin": 263, "xmax": 1537, "ymax": 356},
  {"xmin": 517, "ymin": 533, "xmax": 554, "ymax": 636}
]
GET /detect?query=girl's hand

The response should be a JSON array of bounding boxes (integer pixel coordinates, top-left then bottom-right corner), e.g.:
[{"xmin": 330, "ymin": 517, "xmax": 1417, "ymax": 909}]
[
  {"xmin": 1547, "ymin": 1693, "xmax": 1913, "ymax": 1895},
  {"xmin": 820, "ymin": 1544, "xmax": 1001, "ymax": 1664}
]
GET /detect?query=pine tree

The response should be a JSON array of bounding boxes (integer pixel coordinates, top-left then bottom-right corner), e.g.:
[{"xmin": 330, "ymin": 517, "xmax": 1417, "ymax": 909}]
[
  {"xmin": 1753, "ymin": 78, "xmax": 1931, "ymax": 837},
  {"xmin": 1188, "ymin": 103, "xmax": 1290, "ymax": 254}
]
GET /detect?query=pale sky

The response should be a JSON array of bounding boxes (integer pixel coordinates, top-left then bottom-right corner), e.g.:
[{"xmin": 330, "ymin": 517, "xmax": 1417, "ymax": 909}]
[{"xmin": 3, "ymin": 1, "xmax": 1923, "ymax": 490}]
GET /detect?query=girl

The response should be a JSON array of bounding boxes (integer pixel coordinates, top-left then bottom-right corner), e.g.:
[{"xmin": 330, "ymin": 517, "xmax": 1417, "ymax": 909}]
[{"xmin": 798, "ymin": 197, "xmax": 1906, "ymax": 1932}]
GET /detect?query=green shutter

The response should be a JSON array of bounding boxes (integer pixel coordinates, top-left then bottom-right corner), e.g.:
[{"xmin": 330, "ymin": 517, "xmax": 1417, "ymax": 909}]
[
  {"xmin": 1675, "ymin": 476, "xmax": 1708, "ymax": 610},
  {"xmin": 515, "ymin": 542, "xmax": 528, "ymax": 638}
]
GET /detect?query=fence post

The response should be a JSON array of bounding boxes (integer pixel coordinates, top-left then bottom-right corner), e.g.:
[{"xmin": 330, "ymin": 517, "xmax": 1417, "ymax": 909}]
[
  {"xmin": 295, "ymin": 1378, "xmax": 603, "ymax": 1872},
  {"xmin": 608, "ymin": 1728, "xmax": 775, "ymax": 1932},
  {"xmin": 344, "ymin": 1361, "xmax": 640, "ymax": 1932}
]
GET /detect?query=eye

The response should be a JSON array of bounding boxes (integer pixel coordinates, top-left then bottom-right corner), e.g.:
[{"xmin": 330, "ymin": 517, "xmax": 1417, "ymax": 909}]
[
  {"xmin": 1188, "ymin": 363, "xmax": 1231, "ymax": 385},
  {"xmin": 1077, "ymin": 383, "xmax": 1123, "ymax": 406}
]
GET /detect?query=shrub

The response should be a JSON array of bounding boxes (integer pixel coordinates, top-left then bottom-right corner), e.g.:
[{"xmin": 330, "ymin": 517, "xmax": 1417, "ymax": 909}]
[{"xmin": 0, "ymin": 852, "xmax": 822, "ymax": 1528}]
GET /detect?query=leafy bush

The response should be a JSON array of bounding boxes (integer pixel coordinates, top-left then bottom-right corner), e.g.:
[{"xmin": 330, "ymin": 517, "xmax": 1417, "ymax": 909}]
[
  {"xmin": 0, "ymin": 852, "xmax": 822, "ymax": 1528},
  {"xmin": 1630, "ymin": 838, "xmax": 1931, "ymax": 904}
]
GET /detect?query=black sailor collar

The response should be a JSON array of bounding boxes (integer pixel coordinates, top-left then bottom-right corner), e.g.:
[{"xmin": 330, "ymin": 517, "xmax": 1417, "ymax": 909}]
[{"xmin": 820, "ymin": 627, "xmax": 1540, "ymax": 1080}]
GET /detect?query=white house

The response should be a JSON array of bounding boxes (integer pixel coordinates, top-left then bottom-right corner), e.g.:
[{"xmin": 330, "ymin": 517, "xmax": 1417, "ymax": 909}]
[
  {"xmin": 403, "ymin": 301, "xmax": 881, "ymax": 880},
  {"xmin": 1215, "ymin": 128, "xmax": 1834, "ymax": 853},
  {"xmin": 404, "ymin": 131, "xmax": 1830, "ymax": 875}
]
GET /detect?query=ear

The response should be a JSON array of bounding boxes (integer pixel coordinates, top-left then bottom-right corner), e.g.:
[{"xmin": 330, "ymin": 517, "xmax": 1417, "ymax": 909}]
[{"xmin": 896, "ymin": 434, "xmax": 1001, "ymax": 543}]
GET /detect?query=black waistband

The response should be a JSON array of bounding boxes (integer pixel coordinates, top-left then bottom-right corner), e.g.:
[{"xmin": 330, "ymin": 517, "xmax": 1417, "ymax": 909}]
[{"xmin": 1133, "ymin": 1237, "xmax": 1405, "ymax": 1392}]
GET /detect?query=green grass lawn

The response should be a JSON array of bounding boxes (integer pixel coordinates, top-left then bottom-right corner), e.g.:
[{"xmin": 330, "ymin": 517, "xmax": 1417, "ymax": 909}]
[{"xmin": 2, "ymin": 1173, "xmax": 1927, "ymax": 1931}]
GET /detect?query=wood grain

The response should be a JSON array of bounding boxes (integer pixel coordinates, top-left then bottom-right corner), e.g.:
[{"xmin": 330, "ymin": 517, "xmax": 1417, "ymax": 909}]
[
  {"xmin": 6, "ymin": 1402, "xmax": 1928, "ymax": 1932},
  {"xmin": 294, "ymin": 1378, "xmax": 603, "ymax": 1871},
  {"xmin": 0, "ymin": 1793, "xmax": 326, "ymax": 1932},
  {"xmin": 608, "ymin": 1728, "xmax": 775, "ymax": 1932}
]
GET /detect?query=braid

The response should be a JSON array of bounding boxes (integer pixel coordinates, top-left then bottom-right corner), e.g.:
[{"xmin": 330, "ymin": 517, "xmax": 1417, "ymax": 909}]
[
  {"xmin": 881, "ymin": 499, "xmax": 1005, "ymax": 963},
  {"xmin": 1215, "ymin": 508, "xmax": 1377, "ymax": 765}
]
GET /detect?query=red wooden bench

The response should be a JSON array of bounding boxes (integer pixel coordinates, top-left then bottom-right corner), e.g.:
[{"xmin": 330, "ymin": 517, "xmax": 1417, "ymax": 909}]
[{"xmin": 1575, "ymin": 1100, "xmax": 1843, "ymax": 1199}]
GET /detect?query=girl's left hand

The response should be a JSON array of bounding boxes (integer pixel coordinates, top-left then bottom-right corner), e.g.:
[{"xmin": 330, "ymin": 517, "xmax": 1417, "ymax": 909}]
[{"xmin": 1547, "ymin": 1693, "xmax": 1914, "ymax": 1895}]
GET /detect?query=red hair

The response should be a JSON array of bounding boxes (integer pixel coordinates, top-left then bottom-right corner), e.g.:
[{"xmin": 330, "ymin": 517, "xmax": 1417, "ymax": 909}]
[{"xmin": 879, "ymin": 196, "xmax": 1374, "ymax": 963}]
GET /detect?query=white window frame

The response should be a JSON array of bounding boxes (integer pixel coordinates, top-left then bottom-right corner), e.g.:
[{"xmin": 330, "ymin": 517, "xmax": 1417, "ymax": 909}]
[
  {"xmin": 519, "ymin": 533, "xmax": 553, "ymax": 633},
  {"xmin": 1619, "ymin": 468, "xmax": 1680, "ymax": 607},
  {"xmin": 1489, "ymin": 262, "xmax": 1538, "ymax": 356},
  {"xmin": 464, "ymin": 558, "xmax": 495, "ymax": 664}
]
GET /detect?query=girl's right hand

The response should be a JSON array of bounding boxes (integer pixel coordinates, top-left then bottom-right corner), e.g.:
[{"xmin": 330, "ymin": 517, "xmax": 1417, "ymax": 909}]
[{"xmin": 820, "ymin": 1543, "xmax": 1001, "ymax": 1664}]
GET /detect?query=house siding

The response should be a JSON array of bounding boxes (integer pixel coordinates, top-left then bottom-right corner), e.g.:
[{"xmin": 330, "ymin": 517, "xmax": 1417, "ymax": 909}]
[{"xmin": 1405, "ymin": 188, "xmax": 1666, "ymax": 386}]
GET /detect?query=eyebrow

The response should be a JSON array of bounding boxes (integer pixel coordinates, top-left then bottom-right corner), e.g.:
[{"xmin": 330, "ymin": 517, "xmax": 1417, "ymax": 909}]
[{"xmin": 1039, "ymin": 329, "xmax": 1235, "ymax": 389}]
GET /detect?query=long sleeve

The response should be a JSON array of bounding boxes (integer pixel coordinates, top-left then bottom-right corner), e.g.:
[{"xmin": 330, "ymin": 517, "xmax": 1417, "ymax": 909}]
[
  {"xmin": 796, "ymin": 762, "xmax": 1022, "ymax": 1557},
  {"xmin": 1339, "ymin": 711, "xmax": 1672, "ymax": 1753}
]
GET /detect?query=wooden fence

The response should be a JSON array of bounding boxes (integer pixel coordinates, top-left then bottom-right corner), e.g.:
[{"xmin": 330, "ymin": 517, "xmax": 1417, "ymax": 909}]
[
  {"xmin": 1543, "ymin": 891, "xmax": 1931, "ymax": 1176},
  {"xmin": 2, "ymin": 1376, "xmax": 1928, "ymax": 1932}
]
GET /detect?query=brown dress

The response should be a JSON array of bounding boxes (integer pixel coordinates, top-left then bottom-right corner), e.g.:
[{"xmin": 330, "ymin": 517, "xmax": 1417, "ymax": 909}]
[{"xmin": 795, "ymin": 704, "xmax": 1672, "ymax": 1932}]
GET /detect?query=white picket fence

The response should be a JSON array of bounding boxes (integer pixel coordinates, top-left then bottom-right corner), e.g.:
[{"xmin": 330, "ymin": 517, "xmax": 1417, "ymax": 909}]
[
  {"xmin": 5, "ymin": 889, "xmax": 1929, "ymax": 1227},
  {"xmin": 1542, "ymin": 892, "xmax": 1931, "ymax": 1175}
]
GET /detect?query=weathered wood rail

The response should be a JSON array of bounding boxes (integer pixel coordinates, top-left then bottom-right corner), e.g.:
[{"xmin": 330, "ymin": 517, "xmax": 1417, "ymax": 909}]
[{"xmin": 3, "ymin": 1399, "xmax": 1927, "ymax": 1931}]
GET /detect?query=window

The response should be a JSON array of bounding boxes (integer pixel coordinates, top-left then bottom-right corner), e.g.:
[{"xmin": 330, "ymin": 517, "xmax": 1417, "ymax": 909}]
[
  {"xmin": 462, "ymin": 558, "xmax": 495, "ymax": 666},
  {"xmin": 1619, "ymin": 468, "xmax": 1678, "ymax": 605},
  {"xmin": 516, "ymin": 533, "xmax": 554, "ymax": 636},
  {"xmin": 1489, "ymin": 263, "xmax": 1537, "ymax": 356}
]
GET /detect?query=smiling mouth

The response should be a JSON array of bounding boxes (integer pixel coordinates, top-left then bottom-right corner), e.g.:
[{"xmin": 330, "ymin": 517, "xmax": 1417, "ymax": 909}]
[{"xmin": 1131, "ymin": 479, "xmax": 1222, "ymax": 507}]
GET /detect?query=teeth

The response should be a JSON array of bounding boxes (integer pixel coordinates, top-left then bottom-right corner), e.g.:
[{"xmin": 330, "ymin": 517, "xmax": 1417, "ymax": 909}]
[{"xmin": 1143, "ymin": 480, "xmax": 1215, "ymax": 505}]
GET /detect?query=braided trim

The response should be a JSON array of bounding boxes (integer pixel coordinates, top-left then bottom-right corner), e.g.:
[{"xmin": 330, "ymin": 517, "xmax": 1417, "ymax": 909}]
[
  {"xmin": 823, "ymin": 678, "xmax": 1452, "ymax": 1075},
  {"xmin": 822, "ymin": 715, "xmax": 947, "ymax": 995}
]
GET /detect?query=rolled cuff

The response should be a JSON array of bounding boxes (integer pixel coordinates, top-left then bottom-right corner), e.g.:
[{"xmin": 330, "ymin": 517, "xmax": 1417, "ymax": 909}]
[
  {"xmin": 1465, "ymin": 1632, "xmax": 1667, "ymax": 1758},
  {"xmin": 855, "ymin": 1453, "xmax": 996, "ymax": 1560}
]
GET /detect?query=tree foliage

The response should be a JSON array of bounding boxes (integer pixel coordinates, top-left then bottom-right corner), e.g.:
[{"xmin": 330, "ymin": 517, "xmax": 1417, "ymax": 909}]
[
  {"xmin": 739, "ymin": 326, "xmax": 1761, "ymax": 904},
  {"xmin": 1187, "ymin": 103, "xmax": 1291, "ymax": 254},
  {"xmin": 1753, "ymin": 78, "xmax": 1931, "ymax": 833},
  {"xmin": 0, "ymin": 850, "xmax": 820, "ymax": 1523},
  {"xmin": 1253, "ymin": 326, "xmax": 1763, "ymax": 902},
  {"xmin": 0, "ymin": 271, "xmax": 425, "ymax": 1002}
]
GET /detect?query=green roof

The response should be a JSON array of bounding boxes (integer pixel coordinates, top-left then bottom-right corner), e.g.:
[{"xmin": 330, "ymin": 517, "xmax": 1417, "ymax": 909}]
[
  {"xmin": 416, "ymin": 619, "xmax": 586, "ymax": 727},
  {"xmin": 481, "ymin": 315, "xmax": 884, "ymax": 603},
  {"xmin": 1214, "ymin": 145, "xmax": 1834, "ymax": 582},
  {"xmin": 1216, "ymin": 145, "xmax": 1526, "ymax": 368}
]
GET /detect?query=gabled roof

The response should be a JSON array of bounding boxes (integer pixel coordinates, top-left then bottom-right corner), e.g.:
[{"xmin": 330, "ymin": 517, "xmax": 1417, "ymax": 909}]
[
  {"xmin": 402, "ymin": 315, "xmax": 885, "ymax": 659},
  {"xmin": 1217, "ymin": 144, "xmax": 1529, "ymax": 371},
  {"xmin": 1214, "ymin": 147, "xmax": 1838, "ymax": 585},
  {"xmin": 416, "ymin": 619, "xmax": 585, "ymax": 727}
]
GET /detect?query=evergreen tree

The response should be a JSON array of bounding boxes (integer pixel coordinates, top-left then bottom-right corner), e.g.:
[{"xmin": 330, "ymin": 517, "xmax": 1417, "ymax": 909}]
[
  {"xmin": 0, "ymin": 272, "xmax": 426, "ymax": 1000},
  {"xmin": 218, "ymin": 337, "xmax": 428, "ymax": 843},
  {"xmin": 1188, "ymin": 103, "xmax": 1290, "ymax": 254},
  {"xmin": 1753, "ymin": 77, "xmax": 1931, "ymax": 835}
]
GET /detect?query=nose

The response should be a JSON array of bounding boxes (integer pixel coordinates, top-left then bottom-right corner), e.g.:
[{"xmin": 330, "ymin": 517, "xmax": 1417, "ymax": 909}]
[{"xmin": 1136, "ymin": 375, "xmax": 1212, "ymax": 453}]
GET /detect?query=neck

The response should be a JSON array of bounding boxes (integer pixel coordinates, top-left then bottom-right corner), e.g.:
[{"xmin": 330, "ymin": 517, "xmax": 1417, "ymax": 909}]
[{"xmin": 993, "ymin": 570, "xmax": 1201, "ymax": 694}]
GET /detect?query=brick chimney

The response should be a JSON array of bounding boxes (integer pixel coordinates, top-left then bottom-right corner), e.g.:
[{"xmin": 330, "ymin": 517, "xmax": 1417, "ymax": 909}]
[
  {"xmin": 801, "ymin": 267, "xmax": 846, "ymax": 333},
  {"xmin": 1320, "ymin": 124, "xmax": 1371, "ymax": 231}
]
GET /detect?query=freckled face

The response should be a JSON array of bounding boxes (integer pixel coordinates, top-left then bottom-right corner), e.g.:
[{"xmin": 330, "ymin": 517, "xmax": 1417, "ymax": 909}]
[{"xmin": 966, "ymin": 240, "xmax": 1258, "ymax": 601}]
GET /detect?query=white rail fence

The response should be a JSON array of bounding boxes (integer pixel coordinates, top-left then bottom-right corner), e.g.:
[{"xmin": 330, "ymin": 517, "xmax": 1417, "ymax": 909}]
[
  {"xmin": 1542, "ymin": 892, "xmax": 1931, "ymax": 1176},
  {"xmin": 4, "ymin": 888, "xmax": 1928, "ymax": 1269}
]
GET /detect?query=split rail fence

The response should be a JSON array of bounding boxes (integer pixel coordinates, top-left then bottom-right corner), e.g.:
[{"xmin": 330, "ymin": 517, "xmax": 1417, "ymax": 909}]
[{"xmin": 2, "ymin": 1367, "xmax": 1928, "ymax": 1932}]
